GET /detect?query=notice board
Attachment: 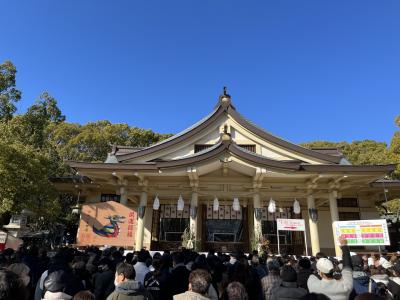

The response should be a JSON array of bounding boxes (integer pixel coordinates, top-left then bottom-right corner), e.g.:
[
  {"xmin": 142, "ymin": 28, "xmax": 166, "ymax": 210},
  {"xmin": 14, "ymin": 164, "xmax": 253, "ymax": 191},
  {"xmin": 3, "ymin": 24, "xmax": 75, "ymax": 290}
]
[
  {"xmin": 333, "ymin": 219, "xmax": 390, "ymax": 246},
  {"xmin": 277, "ymin": 218, "xmax": 306, "ymax": 231},
  {"xmin": 77, "ymin": 201, "xmax": 137, "ymax": 248}
]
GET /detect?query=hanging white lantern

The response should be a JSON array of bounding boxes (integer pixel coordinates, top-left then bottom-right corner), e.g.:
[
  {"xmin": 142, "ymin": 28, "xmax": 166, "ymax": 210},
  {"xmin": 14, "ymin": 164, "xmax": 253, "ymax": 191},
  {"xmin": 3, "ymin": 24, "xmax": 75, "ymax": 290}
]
[
  {"xmin": 213, "ymin": 196, "xmax": 219, "ymax": 211},
  {"xmin": 177, "ymin": 195, "xmax": 185, "ymax": 211},
  {"xmin": 293, "ymin": 199, "xmax": 301, "ymax": 214},
  {"xmin": 153, "ymin": 195, "xmax": 160, "ymax": 210},
  {"xmin": 268, "ymin": 198, "xmax": 276, "ymax": 213},
  {"xmin": 232, "ymin": 197, "xmax": 240, "ymax": 211}
]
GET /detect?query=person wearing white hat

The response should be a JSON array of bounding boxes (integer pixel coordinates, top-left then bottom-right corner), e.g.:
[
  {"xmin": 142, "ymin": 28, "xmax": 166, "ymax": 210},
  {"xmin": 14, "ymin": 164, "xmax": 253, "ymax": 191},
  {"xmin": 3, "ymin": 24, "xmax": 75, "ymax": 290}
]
[{"xmin": 307, "ymin": 236, "xmax": 353, "ymax": 300}]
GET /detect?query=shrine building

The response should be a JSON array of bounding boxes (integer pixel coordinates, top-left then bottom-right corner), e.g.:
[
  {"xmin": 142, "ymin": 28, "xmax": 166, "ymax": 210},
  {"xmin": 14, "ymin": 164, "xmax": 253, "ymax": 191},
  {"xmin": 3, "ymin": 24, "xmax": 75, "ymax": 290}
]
[{"xmin": 55, "ymin": 89, "xmax": 400, "ymax": 256}]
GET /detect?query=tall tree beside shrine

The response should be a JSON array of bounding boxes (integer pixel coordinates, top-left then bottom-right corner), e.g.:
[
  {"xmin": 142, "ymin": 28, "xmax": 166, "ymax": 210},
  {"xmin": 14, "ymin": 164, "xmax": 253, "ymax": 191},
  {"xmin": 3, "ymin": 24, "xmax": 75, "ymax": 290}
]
[
  {"xmin": 301, "ymin": 140, "xmax": 393, "ymax": 167},
  {"xmin": 0, "ymin": 61, "xmax": 21, "ymax": 121},
  {"xmin": 390, "ymin": 115, "xmax": 400, "ymax": 179},
  {"xmin": 48, "ymin": 121, "xmax": 172, "ymax": 162}
]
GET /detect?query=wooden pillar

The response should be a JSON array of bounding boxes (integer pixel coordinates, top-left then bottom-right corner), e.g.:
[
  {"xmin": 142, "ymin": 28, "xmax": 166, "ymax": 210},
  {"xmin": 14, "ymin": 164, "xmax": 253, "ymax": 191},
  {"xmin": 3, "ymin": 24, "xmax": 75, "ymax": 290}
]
[
  {"xmin": 329, "ymin": 190, "xmax": 342, "ymax": 257},
  {"xmin": 307, "ymin": 193, "xmax": 320, "ymax": 255},
  {"xmin": 135, "ymin": 191, "xmax": 147, "ymax": 250}
]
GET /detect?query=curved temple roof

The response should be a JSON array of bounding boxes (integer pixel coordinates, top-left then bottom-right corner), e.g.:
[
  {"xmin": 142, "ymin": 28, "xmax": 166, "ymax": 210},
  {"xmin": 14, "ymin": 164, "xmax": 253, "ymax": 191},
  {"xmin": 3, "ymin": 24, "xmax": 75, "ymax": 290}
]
[
  {"xmin": 68, "ymin": 136, "xmax": 396, "ymax": 174},
  {"xmin": 116, "ymin": 94, "xmax": 342, "ymax": 164}
]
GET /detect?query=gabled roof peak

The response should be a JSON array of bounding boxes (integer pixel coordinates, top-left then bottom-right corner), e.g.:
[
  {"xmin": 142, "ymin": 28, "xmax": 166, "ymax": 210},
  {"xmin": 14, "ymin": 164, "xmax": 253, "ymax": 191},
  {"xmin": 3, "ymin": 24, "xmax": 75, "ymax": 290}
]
[{"xmin": 116, "ymin": 89, "xmax": 343, "ymax": 164}]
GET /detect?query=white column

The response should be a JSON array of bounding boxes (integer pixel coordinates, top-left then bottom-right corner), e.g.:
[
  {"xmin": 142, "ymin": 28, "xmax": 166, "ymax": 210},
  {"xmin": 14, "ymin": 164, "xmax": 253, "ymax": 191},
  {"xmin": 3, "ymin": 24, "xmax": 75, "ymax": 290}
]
[
  {"xmin": 135, "ymin": 191, "xmax": 147, "ymax": 250},
  {"xmin": 253, "ymin": 193, "xmax": 262, "ymax": 248},
  {"xmin": 190, "ymin": 191, "xmax": 198, "ymax": 248},
  {"xmin": 329, "ymin": 190, "xmax": 342, "ymax": 257},
  {"xmin": 307, "ymin": 194, "xmax": 320, "ymax": 256},
  {"xmin": 120, "ymin": 186, "xmax": 128, "ymax": 206}
]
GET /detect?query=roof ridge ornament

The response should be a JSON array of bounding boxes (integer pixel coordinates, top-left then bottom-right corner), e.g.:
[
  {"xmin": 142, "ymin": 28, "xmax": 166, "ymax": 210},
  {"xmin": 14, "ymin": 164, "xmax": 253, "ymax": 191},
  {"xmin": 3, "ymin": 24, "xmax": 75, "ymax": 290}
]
[{"xmin": 218, "ymin": 86, "xmax": 232, "ymax": 107}]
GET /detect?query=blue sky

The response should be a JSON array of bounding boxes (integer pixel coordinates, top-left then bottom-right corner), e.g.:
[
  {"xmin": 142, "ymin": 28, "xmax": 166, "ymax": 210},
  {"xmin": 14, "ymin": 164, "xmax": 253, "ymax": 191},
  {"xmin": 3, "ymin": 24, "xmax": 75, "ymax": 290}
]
[{"xmin": 1, "ymin": 0, "xmax": 399, "ymax": 144}]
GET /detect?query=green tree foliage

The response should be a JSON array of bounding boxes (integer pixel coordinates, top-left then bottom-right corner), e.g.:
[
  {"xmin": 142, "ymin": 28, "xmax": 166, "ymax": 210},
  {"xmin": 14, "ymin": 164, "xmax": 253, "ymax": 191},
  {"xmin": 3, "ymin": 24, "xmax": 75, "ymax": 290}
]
[
  {"xmin": 0, "ymin": 61, "xmax": 21, "ymax": 121},
  {"xmin": 0, "ymin": 61, "xmax": 172, "ymax": 222},
  {"xmin": 48, "ymin": 121, "xmax": 172, "ymax": 162},
  {"xmin": 301, "ymin": 140, "xmax": 394, "ymax": 166},
  {"xmin": 390, "ymin": 116, "xmax": 400, "ymax": 179},
  {"xmin": 0, "ymin": 140, "xmax": 60, "ymax": 217}
]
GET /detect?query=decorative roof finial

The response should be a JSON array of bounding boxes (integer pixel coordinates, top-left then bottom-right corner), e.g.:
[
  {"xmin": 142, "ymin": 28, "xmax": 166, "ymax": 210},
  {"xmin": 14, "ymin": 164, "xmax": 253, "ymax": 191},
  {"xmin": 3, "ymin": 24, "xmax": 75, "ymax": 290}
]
[{"xmin": 219, "ymin": 86, "xmax": 231, "ymax": 105}]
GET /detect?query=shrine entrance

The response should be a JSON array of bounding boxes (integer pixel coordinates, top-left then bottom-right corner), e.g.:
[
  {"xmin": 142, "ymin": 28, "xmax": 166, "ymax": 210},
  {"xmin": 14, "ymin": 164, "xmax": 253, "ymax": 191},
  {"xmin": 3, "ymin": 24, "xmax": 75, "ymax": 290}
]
[
  {"xmin": 150, "ymin": 204, "xmax": 190, "ymax": 250},
  {"xmin": 202, "ymin": 204, "xmax": 249, "ymax": 253}
]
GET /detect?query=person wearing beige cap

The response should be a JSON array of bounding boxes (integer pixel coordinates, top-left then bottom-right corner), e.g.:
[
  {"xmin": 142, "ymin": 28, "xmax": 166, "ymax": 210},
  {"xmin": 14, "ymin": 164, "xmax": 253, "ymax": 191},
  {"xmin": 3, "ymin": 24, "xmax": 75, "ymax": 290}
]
[{"xmin": 307, "ymin": 236, "xmax": 353, "ymax": 300}]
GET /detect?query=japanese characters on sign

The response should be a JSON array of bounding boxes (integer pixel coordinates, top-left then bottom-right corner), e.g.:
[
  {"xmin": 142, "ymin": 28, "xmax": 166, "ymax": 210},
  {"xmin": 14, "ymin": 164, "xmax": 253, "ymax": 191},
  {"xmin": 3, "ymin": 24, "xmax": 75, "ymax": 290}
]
[
  {"xmin": 77, "ymin": 201, "xmax": 137, "ymax": 247},
  {"xmin": 333, "ymin": 219, "xmax": 390, "ymax": 246},
  {"xmin": 276, "ymin": 218, "xmax": 306, "ymax": 232}
]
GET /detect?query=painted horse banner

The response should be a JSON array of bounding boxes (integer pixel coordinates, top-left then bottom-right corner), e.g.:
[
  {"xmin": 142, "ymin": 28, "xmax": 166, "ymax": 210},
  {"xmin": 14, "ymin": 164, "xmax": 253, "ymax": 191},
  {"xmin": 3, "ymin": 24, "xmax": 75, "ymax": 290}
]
[{"xmin": 77, "ymin": 201, "xmax": 137, "ymax": 248}]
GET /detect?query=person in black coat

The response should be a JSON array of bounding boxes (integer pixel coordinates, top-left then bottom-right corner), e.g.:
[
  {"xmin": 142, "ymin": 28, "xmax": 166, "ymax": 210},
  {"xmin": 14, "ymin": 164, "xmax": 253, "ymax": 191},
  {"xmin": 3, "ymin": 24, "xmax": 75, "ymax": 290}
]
[
  {"xmin": 93, "ymin": 257, "xmax": 116, "ymax": 300},
  {"xmin": 388, "ymin": 261, "xmax": 400, "ymax": 300},
  {"xmin": 168, "ymin": 252, "xmax": 190, "ymax": 297},
  {"xmin": 230, "ymin": 257, "xmax": 262, "ymax": 300},
  {"xmin": 297, "ymin": 258, "xmax": 313, "ymax": 291}
]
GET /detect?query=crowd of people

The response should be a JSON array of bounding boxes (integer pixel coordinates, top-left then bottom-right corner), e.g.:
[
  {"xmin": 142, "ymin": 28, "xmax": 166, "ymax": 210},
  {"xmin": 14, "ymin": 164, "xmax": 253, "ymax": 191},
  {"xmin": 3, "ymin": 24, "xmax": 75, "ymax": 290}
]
[{"xmin": 0, "ymin": 236, "xmax": 399, "ymax": 300}]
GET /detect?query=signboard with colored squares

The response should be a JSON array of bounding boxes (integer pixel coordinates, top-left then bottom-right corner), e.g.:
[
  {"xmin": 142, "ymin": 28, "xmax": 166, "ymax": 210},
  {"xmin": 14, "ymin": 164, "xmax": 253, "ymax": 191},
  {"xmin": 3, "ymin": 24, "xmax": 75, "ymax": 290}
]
[{"xmin": 333, "ymin": 220, "xmax": 390, "ymax": 246}]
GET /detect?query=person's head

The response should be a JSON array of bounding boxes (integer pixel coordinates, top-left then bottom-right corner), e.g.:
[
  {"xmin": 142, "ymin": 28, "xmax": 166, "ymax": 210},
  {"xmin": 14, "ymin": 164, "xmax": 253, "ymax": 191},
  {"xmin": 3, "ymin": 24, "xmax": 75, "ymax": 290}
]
[
  {"xmin": 298, "ymin": 258, "xmax": 311, "ymax": 270},
  {"xmin": 0, "ymin": 268, "xmax": 28, "ymax": 300},
  {"xmin": 316, "ymin": 252, "xmax": 327, "ymax": 260},
  {"xmin": 316, "ymin": 258, "xmax": 334, "ymax": 279},
  {"xmin": 160, "ymin": 253, "xmax": 173, "ymax": 269},
  {"xmin": 280, "ymin": 265, "xmax": 297, "ymax": 283},
  {"xmin": 153, "ymin": 252, "xmax": 161, "ymax": 260},
  {"xmin": 125, "ymin": 252, "xmax": 134, "ymax": 264},
  {"xmin": 352, "ymin": 255, "xmax": 364, "ymax": 271},
  {"xmin": 44, "ymin": 270, "xmax": 70, "ymax": 294},
  {"xmin": 193, "ymin": 254, "xmax": 209, "ymax": 271},
  {"xmin": 152, "ymin": 258, "xmax": 161, "ymax": 272},
  {"xmin": 112, "ymin": 251, "xmax": 123, "ymax": 262},
  {"xmin": 73, "ymin": 290, "xmax": 95, "ymax": 300},
  {"xmin": 98, "ymin": 257, "xmax": 112, "ymax": 272},
  {"xmin": 26, "ymin": 245, "xmax": 39, "ymax": 257},
  {"xmin": 267, "ymin": 260, "xmax": 280, "ymax": 273},
  {"xmin": 375, "ymin": 282, "xmax": 389, "ymax": 297},
  {"xmin": 115, "ymin": 262, "xmax": 135, "ymax": 285},
  {"xmin": 8, "ymin": 263, "xmax": 30, "ymax": 286},
  {"xmin": 392, "ymin": 260, "xmax": 400, "ymax": 277},
  {"xmin": 251, "ymin": 255, "xmax": 259, "ymax": 266},
  {"xmin": 229, "ymin": 252, "xmax": 238, "ymax": 261},
  {"xmin": 138, "ymin": 249, "xmax": 149, "ymax": 263},
  {"xmin": 188, "ymin": 269, "xmax": 211, "ymax": 295},
  {"xmin": 54, "ymin": 247, "xmax": 75, "ymax": 269},
  {"xmin": 224, "ymin": 281, "xmax": 248, "ymax": 300},
  {"xmin": 172, "ymin": 251, "xmax": 184, "ymax": 266}
]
